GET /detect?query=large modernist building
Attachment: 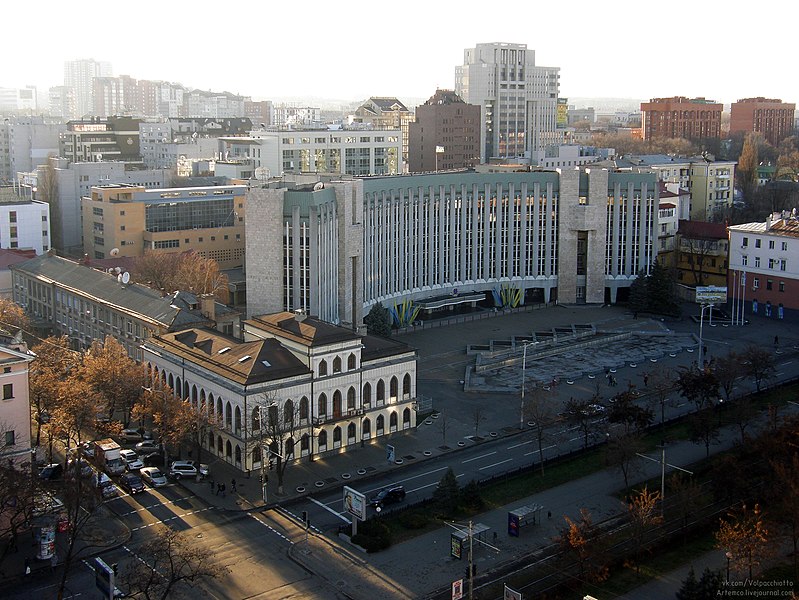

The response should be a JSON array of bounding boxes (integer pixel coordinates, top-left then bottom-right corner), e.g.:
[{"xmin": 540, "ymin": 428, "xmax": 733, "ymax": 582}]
[
  {"xmin": 641, "ymin": 97, "xmax": 723, "ymax": 142},
  {"xmin": 730, "ymin": 98, "xmax": 796, "ymax": 146},
  {"xmin": 455, "ymin": 42, "xmax": 561, "ymax": 162},
  {"xmin": 141, "ymin": 311, "xmax": 417, "ymax": 472},
  {"xmin": 245, "ymin": 169, "xmax": 660, "ymax": 329},
  {"xmin": 81, "ymin": 183, "xmax": 246, "ymax": 269}
]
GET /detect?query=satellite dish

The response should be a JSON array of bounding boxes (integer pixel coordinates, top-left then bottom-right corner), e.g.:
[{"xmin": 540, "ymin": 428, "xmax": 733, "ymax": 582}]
[
  {"xmin": 117, "ymin": 274, "xmax": 123, "ymax": 283},
  {"xmin": 121, "ymin": 272, "xmax": 130, "ymax": 285},
  {"xmin": 254, "ymin": 167, "xmax": 269, "ymax": 181},
  {"xmin": 115, "ymin": 266, "xmax": 122, "ymax": 274},
  {"xmin": 313, "ymin": 182, "xmax": 324, "ymax": 191},
  {"xmin": 110, "ymin": 247, "xmax": 120, "ymax": 256},
  {"xmin": 107, "ymin": 268, "xmax": 114, "ymax": 274}
]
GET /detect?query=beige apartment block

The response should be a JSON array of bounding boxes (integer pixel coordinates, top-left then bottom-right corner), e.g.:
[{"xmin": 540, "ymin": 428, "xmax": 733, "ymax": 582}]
[{"xmin": 81, "ymin": 184, "xmax": 247, "ymax": 269}]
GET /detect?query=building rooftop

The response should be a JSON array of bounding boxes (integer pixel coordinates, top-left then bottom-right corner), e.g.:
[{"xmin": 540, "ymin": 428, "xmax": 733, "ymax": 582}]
[
  {"xmin": 10, "ymin": 254, "xmax": 215, "ymax": 330},
  {"xmin": 678, "ymin": 220, "xmax": 728, "ymax": 240},
  {"xmin": 148, "ymin": 328, "xmax": 309, "ymax": 385},
  {"xmin": 729, "ymin": 216, "xmax": 799, "ymax": 239}
]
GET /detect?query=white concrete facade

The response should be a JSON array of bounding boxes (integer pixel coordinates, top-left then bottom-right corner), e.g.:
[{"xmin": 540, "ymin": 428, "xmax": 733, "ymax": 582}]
[
  {"xmin": 455, "ymin": 42, "xmax": 560, "ymax": 162},
  {"xmin": 245, "ymin": 169, "xmax": 659, "ymax": 324}
]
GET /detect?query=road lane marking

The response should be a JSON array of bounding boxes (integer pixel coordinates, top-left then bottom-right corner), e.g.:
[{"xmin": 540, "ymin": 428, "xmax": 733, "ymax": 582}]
[
  {"xmin": 129, "ymin": 506, "xmax": 214, "ymax": 531},
  {"xmin": 523, "ymin": 444, "xmax": 557, "ymax": 457},
  {"xmin": 116, "ymin": 495, "xmax": 196, "ymax": 516},
  {"xmin": 407, "ymin": 473, "xmax": 465, "ymax": 494},
  {"xmin": 249, "ymin": 513, "xmax": 294, "ymax": 544},
  {"xmin": 461, "ymin": 451, "xmax": 497, "ymax": 464},
  {"xmin": 322, "ymin": 466, "xmax": 452, "ymax": 506},
  {"xmin": 310, "ymin": 496, "xmax": 352, "ymax": 523},
  {"xmin": 478, "ymin": 458, "xmax": 513, "ymax": 471},
  {"xmin": 507, "ymin": 440, "xmax": 533, "ymax": 450}
]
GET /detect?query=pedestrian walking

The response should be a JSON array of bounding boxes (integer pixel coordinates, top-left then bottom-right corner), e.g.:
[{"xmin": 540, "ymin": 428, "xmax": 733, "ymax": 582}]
[
  {"xmin": 775, "ymin": 335, "xmax": 780, "ymax": 348},
  {"xmin": 231, "ymin": 478, "xmax": 237, "ymax": 492},
  {"xmin": 221, "ymin": 483, "xmax": 226, "ymax": 498},
  {"xmin": 216, "ymin": 483, "xmax": 221, "ymax": 496},
  {"xmin": 547, "ymin": 510, "xmax": 552, "ymax": 519},
  {"xmin": 50, "ymin": 554, "xmax": 57, "ymax": 572},
  {"xmin": 643, "ymin": 374, "xmax": 649, "ymax": 387},
  {"xmin": 210, "ymin": 478, "xmax": 214, "ymax": 491}
]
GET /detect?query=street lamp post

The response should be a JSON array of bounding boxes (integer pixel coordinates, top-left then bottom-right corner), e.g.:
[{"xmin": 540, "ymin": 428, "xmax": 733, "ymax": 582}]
[
  {"xmin": 519, "ymin": 342, "xmax": 538, "ymax": 430},
  {"xmin": 698, "ymin": 303, "xmax": 713, "ymax": 368}
]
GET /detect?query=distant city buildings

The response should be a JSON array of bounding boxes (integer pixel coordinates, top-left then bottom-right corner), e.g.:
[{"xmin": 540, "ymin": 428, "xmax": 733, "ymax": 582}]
[
  {"xmin": 407, "ymin": 89, "xmax": 479, "ymax": 173},
  {"xmin": 60, "ymin": 116, "xmax": 143, "ymax": 163},
  {"xmin": 352, "ymin": 98, "xmax": 413, "ymax": 170},
  {"xmin": 63, "ymin": 58, "xmax": 113, "ymax": 119},
  {"xmin": 0, "ymin": 86, "xmax": 38, "ymax": 113},
  {"xmin": 729, "ymin": 97, "xmax": 796, "ymax": 146},
  {"xmin": 641, "ymin": 97, "xmax": 723, "ymax": 142},
  {"xmin": 0, "ymin": 186, "xmax": 51, "ymax": 254},
  {"xmin": 455, "ymin": 42, "xmax": 560, "ymax": 162},
  {"xmin": 0, "ymin": 116, "xmax": 64, "ymax": 181}
]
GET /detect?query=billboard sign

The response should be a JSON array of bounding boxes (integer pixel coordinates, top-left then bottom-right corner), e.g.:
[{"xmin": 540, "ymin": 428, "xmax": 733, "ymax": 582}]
[
  {"xmin": 343, "ymin": 486, "xmax": 366, "ymax": 521},
  {"xmin": 557, "ymin": 98, "xmax": 568, "ymax": 127},
  {"xmin": 696, "ymin": 286, "xmax": 727, "ymax": 304}
]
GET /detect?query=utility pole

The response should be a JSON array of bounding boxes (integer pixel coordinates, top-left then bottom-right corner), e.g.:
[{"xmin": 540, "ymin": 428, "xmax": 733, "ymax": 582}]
[
  {"xmin": 468, "ymin": 520, "xmax": 474, "ymax": 600},
  {"xmin": 258, "ymin": 405, "xmax": 267, "ymax": 504}
]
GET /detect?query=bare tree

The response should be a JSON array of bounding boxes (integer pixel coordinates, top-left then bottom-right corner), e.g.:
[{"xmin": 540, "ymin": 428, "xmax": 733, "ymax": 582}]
[
  {"xmin": 523, "ymin": 385, "xmax": 556, "ymax": 475},
  {"xmin": 131, "ymin": 250, "xmax": 229, "ymax": 303},
  {"xmin": 0, "ymin": 447, "xmax": 37, "ymax": 573},
  {"xmin": 740, "ymin": 345, "xmax": 776, "ymax": 392},
  {"xmin": 645, "ymin": 367, "xmax": 675, "ymax": 428},
  {"xmin": 606, "ymin": 432, "xmax": 644, "ymax": 492},
  {"xmin": 472, "ymin": 406, "xmax": 485, "ymax": 438},
  {"xmin": 121, "ymin": 527, "xmax": 227, "ymax": 600},
  {"xmin": 253, "ymin": 392, "xmax": 303, "ymax": 495},
  {"xmin": 36, "ymin": 158, "xmax": 63, "ymax": 251},
  {"xmin": 555, "ymin": 508, "xmax": 608, "ymax": 583},
  {"xmin": 29, "ymin": 336, "xmax": 81, "ymax": 447},
  {"xmin": 713, "ymin": 351, "xmax": 740, "ymax": 402},
  {"xmin": 562, "ymin": 396, "xmax": 600, "ymax": 449}
]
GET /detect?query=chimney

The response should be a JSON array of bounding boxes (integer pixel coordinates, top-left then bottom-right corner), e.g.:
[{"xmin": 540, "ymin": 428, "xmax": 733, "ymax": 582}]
[
  {"xmin": 294, "ymin": 308, "xmax": 307, "ymax": 323},
  {"xmin": 199, "ymin": 294, "xmax": 216, "ymax": 321}
]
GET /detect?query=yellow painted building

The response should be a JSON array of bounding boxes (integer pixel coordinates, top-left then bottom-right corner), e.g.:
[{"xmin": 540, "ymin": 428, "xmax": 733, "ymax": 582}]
[{"xmin": 81, "ymin": 184, "xmax": 247, "ymax": 269}]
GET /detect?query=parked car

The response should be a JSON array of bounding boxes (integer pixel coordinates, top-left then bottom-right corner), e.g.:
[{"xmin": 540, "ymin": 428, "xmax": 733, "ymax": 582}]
[
  {"xmin": 79, "ymin": 441, "xmax": 95, "ymax": 458},
  {"xmin": 139, "ymin": 467, "xmax": 168, "ymax": 488},
  {"xmin": 120, "ymin": 449, "xmax": 144, "ymax": 471},
  {"xmin": 368, "ymin": 485, "xmax": 406, "ymax": 510},
  {"xmin": 119, "ymin": 429, "xmax": 144, "ymax": 443},
  {"xmin": 119, "ymin": 473, "xmax": 145, "ymax": 495},
  {"xmin": 38, "ymin": 463, "xmax": 63, "ymax": 481},
  {"xmin": 169, "ymin": 460, "xmax": 208, "ymax": 480},
  {"xmin": 142, "ymin": 452, "xmax": 165, "ymax": 467},
  {"xmin": 66, "ymin": 458, "xmax": 93, "ymax": 478},
  {"xmin": 135, "ymin": 440, "xmax": 160, "ymax": 454},
  {"xmin": 92, "ymin": 470, "xmax": 119, "ymax": 500}
]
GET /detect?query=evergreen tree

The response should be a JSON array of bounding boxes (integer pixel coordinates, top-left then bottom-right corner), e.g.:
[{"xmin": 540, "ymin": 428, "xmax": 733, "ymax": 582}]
[
  {"xmin": 646, "ymin": 259, "xmax": 680, "ymax": 316},
  {"xmin": 676, "ymin": 566, "xmax": 700, "ymax": 600},
  {"xmin": 433, "ymin": 467, "xmax": 460, "ymax": 514},
  {"xmin": 364, "ymin": 302, "xmax": 392, "ymax": 337},
  {"xmin": 628, "ymin": 268, "xmax": 648, "ymax": 316},
  {"xmin": 697, "ymin": 568, "xmax": 722, "ymax": 599}
]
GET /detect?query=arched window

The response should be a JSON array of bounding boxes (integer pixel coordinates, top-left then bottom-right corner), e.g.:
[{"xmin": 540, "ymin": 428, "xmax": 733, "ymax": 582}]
[
  {"xmin": 215, "ymin": 396, "xmax": 222, "ymax": 422},
  {"xmin": 377, "ymin": 379, "xmax": 385, "ymax": 404},
  {"xmin": 252, "ymin": 407, "xmax": 261, "ymax": 430},
  {"xmin": 333, "ymin": 390, "xmax": 342, "ymax": 419},
  {"xmin": 300, "ymin": 434, "xmax": 310, "ymax": 456},
  {"xmin": 200, "ymin": 389, "xmax": 206, "ymax": 413},
  {"xmin": 267, "ymin": 405, "xmax": 278, "ymax": 428},
  {"xmin": 192, "ymin": 385, "xmax": 198, "ymax": 405},
  {"xmin": 403, "ymin": 373, "xmax": 412, "ymax": 399},
  {"xmin": 285, "ymin": 438, "xmax": 294, "ymax": 460},
  {"xmin": 333, "ymin": 356, "xmax": 342, "ymax": 373},
  {"xmin": 252, "ymin": 445, "xmax": 261, "ymax": 465},
  {"xmin": 235, "ymin": 445, "xmax": 241, "ymax": 464},
  {"xmin": 234, "ymin": 406, "xmax": 241, "ymax": 434},
  {"xmin": 216, "ymin": 435, "xmax": 223, "ymax": 453},
  {"xmin": 390, "ymin": 376, "xmax": 398, "ymax": 402},
  {"xmin": 347, "ymin": 387, "xmax": 356, "ymax": 411},
  {"xmin": 168, "ymin": 373, "xmax": 174, "ymax": 392},
  {"xmin": 347, "ymin": 423, "xmax": 356, "ymax": 443},
  {"xmin": 225, "ymin": 401, "xmax": 232, "ymax": 429},
  {"xmin": 318, "ymin": 430, "xmax": 328, "ymax": 451},
  {"xmin": 300, "ymin": 397, "xmax": 309, "ymax": 421},
  {"xmin": 363, "ymin": 382, "xmax": 372, "ymax": 407},
  {"xmin": 208, "ymin": 431, "xmax": 214, "ymax": 449},
  {"xmin": 389, "ymin": 411, "xmax": 398, "ymax": 432},
  {"xmin": 376, "ymin": 415, "xmax": 385, "ymax": 435},
  {"xmin": 284, "ymin": 399, "xmax": 294, "ymax": 426},
  {"xmin": 318, "ymin": 393, "xmax": 327, "ymax": 417},
  {"xmin": 348, "ymin": 353, "xmax": 356, "ymax": 370},
  {"xmin": 362, "ymin": 418, "xmax": 371, "ymax": 439},
  {"xmin": 225, "ymin": 440, "xmax": 232, "ymax": 458},
  {"xmin": 175, "ymin": 377, "xmax": 182, "ymax": 398},
  {"xmin": 403, "ymin": 408, "xmax": 411, "ymax": 429},
  {"xmin": 333, "ymin": 426, "xmax": 342, "ymax": 448},
  {"xmin": 319, "ymin": 360, "xmax": 328, "ymax": 376}
]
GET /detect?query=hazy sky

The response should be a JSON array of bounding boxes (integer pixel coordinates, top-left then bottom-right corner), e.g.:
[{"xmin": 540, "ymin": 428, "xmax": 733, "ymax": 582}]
[{"xmin": 4, "ymin": 1, "xmax": 796, "ymax": 108}]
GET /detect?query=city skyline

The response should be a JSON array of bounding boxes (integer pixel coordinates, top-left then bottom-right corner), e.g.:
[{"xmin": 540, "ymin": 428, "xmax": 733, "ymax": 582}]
[{"xmin": 3, "ymin": 1, "xmax": 797, "ymax": 108}]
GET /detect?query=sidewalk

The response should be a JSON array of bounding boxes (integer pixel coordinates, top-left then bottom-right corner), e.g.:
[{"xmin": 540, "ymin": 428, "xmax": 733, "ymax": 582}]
[{"xmin": 616, "ymin": 549, "xmax": 728, "ymax": 600}]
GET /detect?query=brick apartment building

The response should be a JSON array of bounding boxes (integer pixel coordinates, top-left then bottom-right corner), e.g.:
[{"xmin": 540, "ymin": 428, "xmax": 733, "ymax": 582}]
[
  {"xmin": 730, "ymin": 97, "xmax": 796, "ymax": 146},
  {"xmin": 641, "ymin": 97, "xmax": 722, "ymax": 142}
]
